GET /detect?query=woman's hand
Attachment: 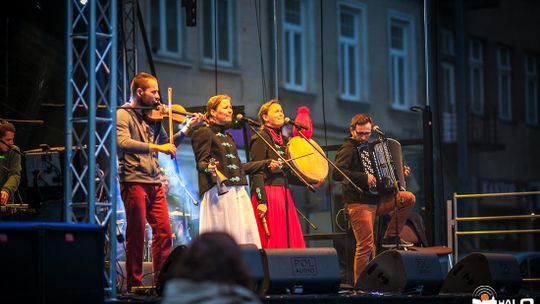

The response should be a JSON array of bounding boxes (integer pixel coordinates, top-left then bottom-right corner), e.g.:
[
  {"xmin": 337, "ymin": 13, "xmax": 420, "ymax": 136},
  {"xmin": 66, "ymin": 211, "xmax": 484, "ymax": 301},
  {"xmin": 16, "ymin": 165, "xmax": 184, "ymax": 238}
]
[
  {"xmin": 208, "ymin": 160, "xmax": 219, "ymax": 174},
  {"xmin": 268, "ymin": 159, "xmax": 282, "ymax": 170},
  {"xmin": 312, "ymin": 178, "xmax": 326, "ymax": 189}
]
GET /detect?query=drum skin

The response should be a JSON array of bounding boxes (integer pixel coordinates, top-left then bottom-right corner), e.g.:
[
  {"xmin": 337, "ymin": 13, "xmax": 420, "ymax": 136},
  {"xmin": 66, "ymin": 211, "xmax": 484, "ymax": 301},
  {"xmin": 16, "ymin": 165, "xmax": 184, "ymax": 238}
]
[{"xmin": 286, "ymin": 137, "xmax": 328, "ymax": 184}]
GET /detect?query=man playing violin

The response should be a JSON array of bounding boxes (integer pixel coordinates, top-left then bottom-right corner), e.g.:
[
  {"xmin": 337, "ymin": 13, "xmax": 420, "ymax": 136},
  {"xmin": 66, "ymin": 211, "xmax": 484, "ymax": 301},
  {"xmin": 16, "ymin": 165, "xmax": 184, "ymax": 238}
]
[{"xmin": 117, "ymin": 72, "xmax": 203, "ymax": 292}]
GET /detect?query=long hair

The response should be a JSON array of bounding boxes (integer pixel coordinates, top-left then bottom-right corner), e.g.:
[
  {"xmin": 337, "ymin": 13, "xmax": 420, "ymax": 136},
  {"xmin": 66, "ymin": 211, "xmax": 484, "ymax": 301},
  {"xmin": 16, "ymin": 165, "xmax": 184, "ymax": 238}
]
[
  {"xmin": 171, "ymin": 232, "xmax": 252, "ymax": 287},
  {"xmin": 205, "ymin": 94, "xmax": 231, "ymax": 122},
  {"xmin": 257, "ymin": 99, "xmax": 281, "ymax": 130}
]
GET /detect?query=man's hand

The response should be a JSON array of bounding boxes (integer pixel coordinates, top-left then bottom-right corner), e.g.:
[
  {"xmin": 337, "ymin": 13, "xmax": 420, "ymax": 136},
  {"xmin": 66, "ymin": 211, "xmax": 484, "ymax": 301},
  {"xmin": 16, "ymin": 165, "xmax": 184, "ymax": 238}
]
[
  {"xmin": 367, "ymin": 174, "xmax": 377, "ymax": 188},
  {"xmin": 151, "ymin": 143, "xmax": 176, "ymax": 157},
  {"xmin": 1, "ymin": 190, "xmax": 9, "ymax": 206},
  {"xmin": 404, "ymin": 165, "xmax": 411, "ymax": 177}
]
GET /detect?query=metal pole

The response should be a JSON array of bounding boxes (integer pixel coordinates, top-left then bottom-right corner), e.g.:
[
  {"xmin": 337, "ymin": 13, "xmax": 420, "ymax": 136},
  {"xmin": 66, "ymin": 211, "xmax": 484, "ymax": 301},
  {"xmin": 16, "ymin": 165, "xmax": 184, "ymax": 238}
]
[
  {"xmin": 109, "ymin": 0, "xmax": 118, "ymax": 298},
  {"xmin": 273, "ymin": 0, "xmax": 278, "ymax": 99},
  {"xmin": 65, "ymin": 0, "xmax": 74, "ymax": 222},
  {"xmin": 423, "ymin": 0, "xmax": 436, "ymax": 245},
  {"xmin": 452, "ymin": 193, "xmax": 458, "ymax": 265},
  {"xmin": 88, "ymin": 0, "xmax": 97, "ymax": 224}
]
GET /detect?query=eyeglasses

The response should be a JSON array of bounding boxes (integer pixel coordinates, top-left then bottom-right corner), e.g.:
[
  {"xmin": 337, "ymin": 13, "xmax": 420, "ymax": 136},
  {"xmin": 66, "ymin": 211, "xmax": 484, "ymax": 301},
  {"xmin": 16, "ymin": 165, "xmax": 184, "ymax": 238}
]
[{"xmin": 356, "ymin": 132, "xmax": 371, "ymax": 137}]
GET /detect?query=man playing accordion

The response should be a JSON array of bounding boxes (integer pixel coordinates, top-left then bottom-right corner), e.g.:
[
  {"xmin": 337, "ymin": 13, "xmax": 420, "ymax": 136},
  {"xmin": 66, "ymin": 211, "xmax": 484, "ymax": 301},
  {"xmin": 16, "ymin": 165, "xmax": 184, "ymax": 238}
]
[{"xmin": 332, "ymin": 113, "xmax": 416, "ymax": 289}]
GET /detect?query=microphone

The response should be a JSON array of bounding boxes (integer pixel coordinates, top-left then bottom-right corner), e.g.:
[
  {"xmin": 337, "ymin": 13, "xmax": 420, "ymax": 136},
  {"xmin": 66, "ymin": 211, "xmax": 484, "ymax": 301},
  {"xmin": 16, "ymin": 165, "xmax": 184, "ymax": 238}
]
[
  {"xmin": 372, "ymin": 125, "xmax": 385, "ymax": 136},
  {"xmin": 236, "ymin": 113, "xmax": 260, "ymax": 127},
  {"xmin": 284, "ymin": 117, "xmax": 308, "ymax": 130}
]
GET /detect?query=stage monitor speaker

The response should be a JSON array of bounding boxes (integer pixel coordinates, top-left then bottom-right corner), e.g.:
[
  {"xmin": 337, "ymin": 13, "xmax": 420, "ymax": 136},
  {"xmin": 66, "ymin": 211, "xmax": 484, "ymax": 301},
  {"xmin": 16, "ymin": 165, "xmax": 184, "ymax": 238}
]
[
  {"xmin": 239, "ymin": 244, "xmax": 265, "ymax": 293},
  {"xmin": 0, "ymin": 223, "xmax": 104, "ymax": 304},
  {"xmin": 262, "ymin": 247, "xmax": 340, "ymax": 295},
  {"xmin": 439, "ymin": 252, "xmax": 522, "ymax": 295},
  {"xmin": 358, "ymin": 250, "xmax": 443, "ymax": 294}
]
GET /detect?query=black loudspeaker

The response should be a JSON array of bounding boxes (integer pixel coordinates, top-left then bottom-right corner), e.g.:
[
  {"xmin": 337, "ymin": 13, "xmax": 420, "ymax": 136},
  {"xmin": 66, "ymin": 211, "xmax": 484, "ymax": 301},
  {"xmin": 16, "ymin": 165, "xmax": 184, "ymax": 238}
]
[
  {"xmin": 440, "ymin": 252, "xmax": 522, "ymax": 295},
  {"xmin": 239, "ymin": 244, "xmax": 265, "ymax": 293},
  {"xmin": 262, "ymin": 247, "xmax": 340, "ymax": 294},
  {"xmin": 0, "ymin": 223, "xmax": 104, "ymax": 304},
  {"xmin": 358, "ymin": 250, "xmax": 443, "ymax": 294},
  {"xmin": 156, "ymin": 245, "xmax": 189, "ymax": 296}
]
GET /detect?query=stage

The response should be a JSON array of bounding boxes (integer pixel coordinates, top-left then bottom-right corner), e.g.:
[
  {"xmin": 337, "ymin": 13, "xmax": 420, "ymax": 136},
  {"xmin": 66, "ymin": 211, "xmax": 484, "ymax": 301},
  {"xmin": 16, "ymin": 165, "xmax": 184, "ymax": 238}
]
[{"xmin": 107, "ymin": 290, "xmax": 540, "ymax": 304}]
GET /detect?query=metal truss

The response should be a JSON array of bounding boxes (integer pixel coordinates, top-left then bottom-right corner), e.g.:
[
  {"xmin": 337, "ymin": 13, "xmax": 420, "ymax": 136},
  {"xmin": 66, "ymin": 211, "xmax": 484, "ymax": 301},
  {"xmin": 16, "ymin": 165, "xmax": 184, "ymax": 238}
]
[
  {"xmin": 118, "ymin": 0, "xmax": 138, "ymax": 103},
  {"xmin": 65, "ymin": 0, "xmax": 118, "ymax": 299}
]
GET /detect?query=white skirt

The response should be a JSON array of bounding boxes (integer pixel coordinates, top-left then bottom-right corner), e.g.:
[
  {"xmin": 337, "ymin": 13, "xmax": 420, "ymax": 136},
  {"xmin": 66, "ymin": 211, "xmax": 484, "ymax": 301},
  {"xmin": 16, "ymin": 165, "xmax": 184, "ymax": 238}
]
[{"xmin": 199, "ymin": 185, "xmax": 262, "ymax": 248}]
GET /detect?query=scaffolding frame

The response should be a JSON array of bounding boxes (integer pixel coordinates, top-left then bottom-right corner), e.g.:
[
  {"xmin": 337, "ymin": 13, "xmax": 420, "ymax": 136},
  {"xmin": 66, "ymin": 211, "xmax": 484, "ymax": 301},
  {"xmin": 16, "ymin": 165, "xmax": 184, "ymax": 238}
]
[{"xmin": 65, "ymin": 0, "xmax": 118, "ymax": 299}]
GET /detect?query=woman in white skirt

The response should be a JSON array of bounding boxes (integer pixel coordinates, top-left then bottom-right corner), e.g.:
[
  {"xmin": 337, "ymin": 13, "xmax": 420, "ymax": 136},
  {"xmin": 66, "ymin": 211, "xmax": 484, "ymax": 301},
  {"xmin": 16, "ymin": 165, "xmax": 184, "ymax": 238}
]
[{"xmin": 191, "ymin": 95, "xmax": 281, "ymax": 247}]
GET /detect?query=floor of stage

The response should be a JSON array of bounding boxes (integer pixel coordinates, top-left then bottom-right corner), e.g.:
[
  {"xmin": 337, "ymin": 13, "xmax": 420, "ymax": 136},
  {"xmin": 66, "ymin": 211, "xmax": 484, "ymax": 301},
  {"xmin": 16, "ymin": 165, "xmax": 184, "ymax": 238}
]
[
  {"xmin": 109, "ymin": 293, "xmax": 470, "ymax": 304},
  {"xmin": 107, "ymin": 289, "xmax": 539, "ymax": 304}
]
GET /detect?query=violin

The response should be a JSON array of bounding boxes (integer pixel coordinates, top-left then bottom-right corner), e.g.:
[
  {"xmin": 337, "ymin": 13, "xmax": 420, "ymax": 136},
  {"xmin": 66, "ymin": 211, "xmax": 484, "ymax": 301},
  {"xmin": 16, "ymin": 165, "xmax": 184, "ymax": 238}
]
[{"xmin": 144, "ymin": 102, "xmax": 193, "ymax": 124}]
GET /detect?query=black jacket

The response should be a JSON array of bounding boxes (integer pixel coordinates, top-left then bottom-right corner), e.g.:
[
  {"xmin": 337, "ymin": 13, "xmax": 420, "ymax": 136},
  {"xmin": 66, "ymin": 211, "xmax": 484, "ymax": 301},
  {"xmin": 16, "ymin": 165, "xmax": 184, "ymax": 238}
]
[
  {"xmin": 332, "ymin": 137, "xmax": 378, "ymax": 204},
  {"xmin": 191, "ymin": 124, "xmax": 268, "ymax": 197},
  {"xmin": 249, "ymin": 128, "xmax": 303, "ymax": 205}
]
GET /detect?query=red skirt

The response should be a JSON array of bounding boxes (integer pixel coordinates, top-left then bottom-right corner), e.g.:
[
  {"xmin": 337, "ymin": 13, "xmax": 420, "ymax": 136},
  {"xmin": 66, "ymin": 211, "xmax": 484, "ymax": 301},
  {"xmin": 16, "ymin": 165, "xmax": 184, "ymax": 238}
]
[{"xmin": 251, "ymin": 185, "xmax": 306, "ymax": 248}]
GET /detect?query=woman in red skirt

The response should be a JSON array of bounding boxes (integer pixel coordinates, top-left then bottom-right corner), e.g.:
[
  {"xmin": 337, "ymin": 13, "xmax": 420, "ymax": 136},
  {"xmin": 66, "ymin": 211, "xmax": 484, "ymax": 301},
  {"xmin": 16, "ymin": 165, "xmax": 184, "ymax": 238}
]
[{"xmin": 249, "ymin": 100, "xmax": 323, "ymax": 248}]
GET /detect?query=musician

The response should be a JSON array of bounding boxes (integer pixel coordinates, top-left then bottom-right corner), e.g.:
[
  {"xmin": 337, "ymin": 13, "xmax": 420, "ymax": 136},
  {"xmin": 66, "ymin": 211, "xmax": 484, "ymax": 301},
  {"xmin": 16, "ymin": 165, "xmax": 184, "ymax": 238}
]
[
  {"xmin": 332, "ymin": 113, "xmax": 416, "ymax": 288},
  {"xmin": 117, "ymin": 72, "xmax": 204, "ymax": 291},
  {"xmin": 191, "ymin": 95, "xmax": 281, "ymax": 248},
  {"xmin": 0, "ymin": 121, "xmax": 21, "ymax": 206},
  {"xmin": 249, "ymin": 100, "xmax": 323, "ymax": 248}
]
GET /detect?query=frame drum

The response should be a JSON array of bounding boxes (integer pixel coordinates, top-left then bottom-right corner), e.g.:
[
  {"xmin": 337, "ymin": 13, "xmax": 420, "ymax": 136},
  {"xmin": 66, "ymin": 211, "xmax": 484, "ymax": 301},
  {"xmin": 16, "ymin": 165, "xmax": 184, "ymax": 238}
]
[{"xmin": 286, "ymin": 137, "xmax": 328, "ymax": 184}]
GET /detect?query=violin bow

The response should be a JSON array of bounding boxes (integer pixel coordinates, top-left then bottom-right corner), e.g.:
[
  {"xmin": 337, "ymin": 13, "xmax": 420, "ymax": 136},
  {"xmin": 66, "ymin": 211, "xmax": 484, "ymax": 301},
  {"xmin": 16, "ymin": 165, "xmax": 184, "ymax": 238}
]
[{"xmin": 168, "ymin": 87, "xmax": 174, "ymax": 159}]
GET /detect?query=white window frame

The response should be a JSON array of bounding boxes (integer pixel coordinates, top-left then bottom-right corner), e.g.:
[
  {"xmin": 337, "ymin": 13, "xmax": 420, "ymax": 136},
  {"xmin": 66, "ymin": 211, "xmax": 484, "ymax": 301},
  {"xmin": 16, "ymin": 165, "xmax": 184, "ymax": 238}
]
[
  {"xmin": 337, "ymin": 0, "xmax": 368, "ymax": 102},
  {"xmin": 388, "ymin": 11, "xmax": 417, "ymax": 111},
  {"xmin": 525, "ymin": 55, "xmax": 539, "ymax": 125},
  {"xmin": 150, "ymin": 0, "xmax": 185, "ymax": 59},
  {"xmin": 469, "ymin": 39, "xmax": 485, "ymax": 115},
  {"xmin": 282, "ymin": 0, "xmax": 308, "ymax": 91},
  {"xmin": 202, "ymin": 0, "xmax": 235, "ymax": 67},
  {"xmin": 497, "ymin": 47, "xmax": 512, "ymax": 121}
]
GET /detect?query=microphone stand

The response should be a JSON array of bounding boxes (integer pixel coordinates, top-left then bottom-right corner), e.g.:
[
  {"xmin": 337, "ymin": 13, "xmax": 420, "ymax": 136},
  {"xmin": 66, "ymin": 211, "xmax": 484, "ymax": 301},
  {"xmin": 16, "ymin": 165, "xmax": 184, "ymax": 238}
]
[{"xmin": 374, "ymin": 130, "xmax": 401, "ymax": 250}]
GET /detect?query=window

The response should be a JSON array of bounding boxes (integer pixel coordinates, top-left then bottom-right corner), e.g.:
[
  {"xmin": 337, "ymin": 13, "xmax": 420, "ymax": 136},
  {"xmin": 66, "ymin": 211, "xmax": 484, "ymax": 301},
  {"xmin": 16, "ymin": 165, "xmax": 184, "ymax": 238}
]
[
  {"xmin": 442, "ymin": 62, "xmax": 456, "ymax": 142},
  {"xmin": 202, "ymin": 0, "xmax": 234, "ymax": 67},
  {"xmin": 338, "ymin": 1, "xmax": 367, "ymax": 102},
  {"xmin": 282, "ymin": 0, "xmax": 308, "ymax": 91},
  {"xmin": 150, "ymin": 0, "xmax": 185, "ymax": 59},
  {"xmin": 440, "ymin": 29, "xmax": 454, "ymax": 56},
  {"xmin": 388, "ymin": 12, "xmax": 416, "ymax": 110},
  {"xmin": 525, "ymin": 55, "xmax": 539, "ymax": 125},
  {"xmin": 469, "ymin": 39, "xmax": 485, "ymax": 115},
  {"xmin": 497, "ymin": 47, "xmax": 512, "ymax": 121}
]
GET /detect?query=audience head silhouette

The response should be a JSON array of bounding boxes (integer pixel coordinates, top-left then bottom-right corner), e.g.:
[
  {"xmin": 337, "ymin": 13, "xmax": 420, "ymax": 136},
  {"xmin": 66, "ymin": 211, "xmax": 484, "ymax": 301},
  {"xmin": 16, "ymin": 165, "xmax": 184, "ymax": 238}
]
[{"xmin": 172, "ymin": 232, "xmax": 251, "ymax": 288}]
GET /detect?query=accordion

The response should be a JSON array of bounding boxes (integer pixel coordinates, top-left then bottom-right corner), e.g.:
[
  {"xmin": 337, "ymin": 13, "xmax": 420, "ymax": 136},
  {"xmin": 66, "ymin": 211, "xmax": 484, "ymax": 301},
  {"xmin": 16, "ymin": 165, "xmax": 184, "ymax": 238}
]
[{"xmin": 357, "ymin": 138, "xmax": 406, "ymax": 196}]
